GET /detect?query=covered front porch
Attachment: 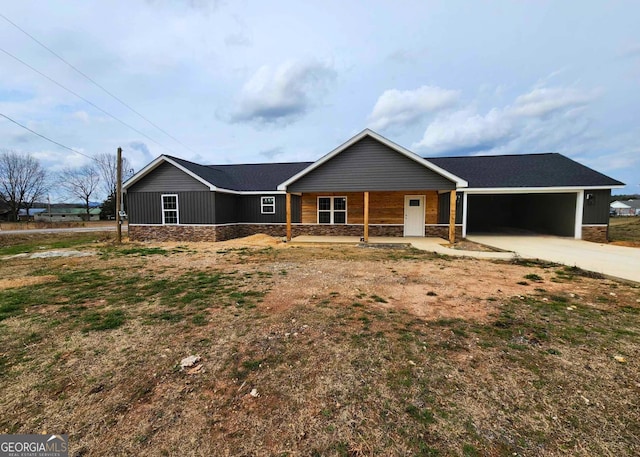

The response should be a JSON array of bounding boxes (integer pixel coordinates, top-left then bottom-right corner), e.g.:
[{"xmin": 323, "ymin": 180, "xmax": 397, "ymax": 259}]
[
  {"xmin": 285, "ymin": 189, "xmax": 461, "ymax": 244},
  {"xmin": 277, "ymin": 129, "xmax": 468, "ymax": 243}
]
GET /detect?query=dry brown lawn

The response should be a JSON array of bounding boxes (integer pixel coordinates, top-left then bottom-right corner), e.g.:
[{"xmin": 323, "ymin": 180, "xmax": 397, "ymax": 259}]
[
  {"xmin": 0, "ymin": 234, "xmax": 639, "ymax": 456},
  {"xmin": 609, "ymin": 217, "xmax": 640, "ymax": 247}
]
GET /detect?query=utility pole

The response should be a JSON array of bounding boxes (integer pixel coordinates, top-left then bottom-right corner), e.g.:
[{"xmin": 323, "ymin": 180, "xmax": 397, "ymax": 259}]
[{"xmin": 116, "ymin": 147, "xmax": 123, "ymax": 244}]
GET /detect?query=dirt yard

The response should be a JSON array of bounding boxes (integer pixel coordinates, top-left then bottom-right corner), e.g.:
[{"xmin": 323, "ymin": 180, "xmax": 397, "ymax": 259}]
[{"xmin": 0, "ymin": 233, "xmax": 639, "ymax": 456}]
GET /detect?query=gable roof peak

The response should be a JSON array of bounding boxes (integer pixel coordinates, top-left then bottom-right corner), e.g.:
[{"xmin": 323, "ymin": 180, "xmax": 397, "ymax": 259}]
[{"xmin": 277, "ymin": 128, "xmax": 468, "ymax": 190}]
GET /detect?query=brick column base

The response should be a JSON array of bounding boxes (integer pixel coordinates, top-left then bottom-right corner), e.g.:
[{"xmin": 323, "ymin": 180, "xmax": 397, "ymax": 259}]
[{"xmin": 582, "ymin": 226, "xmax": 608, "ymax": 243}]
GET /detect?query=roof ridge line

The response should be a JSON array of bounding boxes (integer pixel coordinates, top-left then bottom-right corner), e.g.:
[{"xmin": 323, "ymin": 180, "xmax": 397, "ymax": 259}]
[
  {"xmin": 426, "ymin": 152, "xmax": 559, "ymax": 159},
  {"xmin": 205, "ymin": 161, "xmax": 314, "ymax": 167}
]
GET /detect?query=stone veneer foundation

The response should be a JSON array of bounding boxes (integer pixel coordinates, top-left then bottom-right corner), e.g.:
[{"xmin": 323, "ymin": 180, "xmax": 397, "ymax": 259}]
[
  {"xmin": 581, "ymin": 225, "xmax": 608, "ymax": 243},
  {"xmin": 129, "ymin": 224, "xmax": 462, "ymax": 242}
]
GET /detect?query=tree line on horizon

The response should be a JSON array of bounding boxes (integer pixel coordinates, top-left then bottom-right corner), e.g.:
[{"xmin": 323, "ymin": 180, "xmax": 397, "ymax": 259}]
[{"xmin": 0, "ymin": 149, "xmax": 133, "ymax": 222}]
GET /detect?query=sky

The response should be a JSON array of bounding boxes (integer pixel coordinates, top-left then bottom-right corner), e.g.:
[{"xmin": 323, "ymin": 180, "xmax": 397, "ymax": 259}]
[{"xmin": 1, "ymin": 0, "xmax": 639, "ymax": 200}]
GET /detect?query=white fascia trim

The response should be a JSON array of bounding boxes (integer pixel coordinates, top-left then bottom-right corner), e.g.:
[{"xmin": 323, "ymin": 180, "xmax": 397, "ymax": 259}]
[
  {"xmin": 463, "ymin": 185, "xmax": 625, "ymax": 194},
  {"xmin": 277, "ymin": 128, "xmax": 468, "ymax": 190},
  {"xmin": 123, "ymin": 155, "xmax": 217, "ymax": 191},
  {"xmin": 575, "ymin": 190, "xmax": 584, "ymax": 239},
  {"xmin": 582, "ymin": 224, "xmax": 608, "ymax": 227},
  {"xmin": 462, "ymin": 191, "xmax": 468, "ymax": 238},
  {"xmin": 214, "ymin": 189, "xmax": 286, "ymax": 196}
]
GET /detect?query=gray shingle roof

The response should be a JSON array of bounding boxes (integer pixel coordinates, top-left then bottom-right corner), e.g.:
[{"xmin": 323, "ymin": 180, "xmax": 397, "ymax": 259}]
[
  {"xmin": 168, "ymin": 155, "xmax": 312, "ymax": 191},
  {"xmin": 165, "ymin": 152, "xmax": 623, "ymax": 191},
  {"xmin": 427, "ymin": 153, "xmax": 624, "ymax": 188}
]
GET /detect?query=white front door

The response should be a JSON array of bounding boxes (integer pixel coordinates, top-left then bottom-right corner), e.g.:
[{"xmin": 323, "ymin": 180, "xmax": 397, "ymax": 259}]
[{"xmin": 404, "ymin": 195, "xmax": 425, "ymax": 237}]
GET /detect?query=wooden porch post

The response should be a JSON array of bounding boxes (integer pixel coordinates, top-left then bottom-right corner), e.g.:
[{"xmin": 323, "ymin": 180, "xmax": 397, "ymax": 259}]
[
  {"xmin": 363, "ymin": 191, "xmax": 369, "ymax": 243},
  {"xmin": 286, "ymin": 192, "xmax": 292, "ymax": 241},
  {"xmin": 448, "ymin": 191, "xmax": 456, "ymax": 244}
]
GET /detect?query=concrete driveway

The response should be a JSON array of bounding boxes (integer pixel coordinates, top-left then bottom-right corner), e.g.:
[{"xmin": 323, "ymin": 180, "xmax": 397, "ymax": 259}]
[{"xmin": 468, "ymin": 235, "xmax": 640, "ymax": 283}]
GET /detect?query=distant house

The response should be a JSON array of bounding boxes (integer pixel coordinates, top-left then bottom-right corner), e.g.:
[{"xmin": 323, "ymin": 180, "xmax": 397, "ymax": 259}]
[
  {"xmin": 124, "ymin": 129, "xmax": 624, "ymax": 244},
  {"xmin": 18, "ymin": 208, "xmax": 48, "ymax": 221},
  {"xmin": 34, "ymin": 207, "xmax": 101, "ymax": 222},
  {"xmin": 610, "ymin": 200, "xmax": 640, "ymax": 216}
]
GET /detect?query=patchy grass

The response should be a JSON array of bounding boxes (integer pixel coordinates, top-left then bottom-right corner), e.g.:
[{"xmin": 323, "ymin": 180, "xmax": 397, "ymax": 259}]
[
  {"xmin": 0, "ymin": 232, "xmax": 113, "ymax": 256},
  {"xmin": 0, "ymin": 235, "xmax": 638, "ymax": 456},
  {"xmin": 609, "ymin": 217, "xmax": 640, "ymax": 243},
  {"xmin": 82, "ymin": 309, "xmax": 127, "ymax": 332},
  {"xmin": 524, "ymin": 273, "xmax": 543, "ymax": 282},
  {"xmin": 116, "ymin": 247, "xmax": 169, "ymax": 256}
]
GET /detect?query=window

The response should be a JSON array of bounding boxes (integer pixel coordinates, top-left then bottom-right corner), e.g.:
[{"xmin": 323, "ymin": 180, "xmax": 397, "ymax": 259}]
[
  {"xmin": 162, "ymin": 194, "xmax": 179, "ymax": 224},
  {"xmin": 261, "ymin": 196, "xmax": 276, "ymax": 214},
  {"xmin": 318, "ymin": 196, "xmax": 347, "ymax": 224}
]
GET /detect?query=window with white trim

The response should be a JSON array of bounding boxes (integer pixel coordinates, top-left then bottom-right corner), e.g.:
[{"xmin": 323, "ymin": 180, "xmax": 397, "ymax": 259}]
[
  {"xmin": 318, "ymin": 196, "xmax": 347, "ymax": 224},
  {"xmin": 161, "ymin": 194, "xmax": 179, "ymax": 224},
  {"xmin": 261, "ymin": 196, "xmax": 275, "ymax": 214}
]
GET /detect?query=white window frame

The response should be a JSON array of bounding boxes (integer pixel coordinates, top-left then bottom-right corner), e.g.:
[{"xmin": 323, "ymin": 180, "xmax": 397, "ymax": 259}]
[
  {"xmin": 317, "ymin": 196, "xmax": 347, "ymax": 224},
  {"xmin": 261, "ymin": 196, "xmax": 276, "ymax": 214},
  {"xmin": 161, "ymin": 194, "xmax": 179, "ymax": 225}
]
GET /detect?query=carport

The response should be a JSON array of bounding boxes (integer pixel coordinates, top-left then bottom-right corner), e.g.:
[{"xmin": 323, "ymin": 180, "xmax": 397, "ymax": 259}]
[
  {"xmin": 428, "ymin": 153, "xmax": 623, "ymax": 243},
  {"xmin": 465, "ymin": 192, "xmax": 578, "ymax": 237}
]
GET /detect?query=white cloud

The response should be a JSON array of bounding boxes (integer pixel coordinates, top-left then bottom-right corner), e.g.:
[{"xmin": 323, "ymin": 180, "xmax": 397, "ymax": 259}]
[
  {"xmin": 414, "ymin": 85, "xmax": 598, "ymax": 155},
  {"xmin": 511, "ymin": 87, "xmax": 595, "ymax": 118},
  {"xmin": 31, "ymin": 148, "xmax": 92, "ymax": 172},
  {"xmin": 368, "ymin": 86, "xmax": 460, "ymax": 130},
  {"xmin": 125, "ymin": 141, "xmax": 154, "ymax": 172},
  {"xmin": 584, "ymin": 147, "xmax": 640, "ymax": 172},
  {"xmin": 230, "ymin": 61, "xmax": 336, "ymax": 125},
  {"xmin": 413, "ymin": 108, "xmax": 513, "ymax": 154}
]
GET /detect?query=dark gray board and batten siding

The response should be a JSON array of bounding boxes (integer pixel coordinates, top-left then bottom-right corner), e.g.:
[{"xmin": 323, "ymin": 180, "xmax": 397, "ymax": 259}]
[
  {"xmin": 287, "ymin": 136, "xmax": 456, "ymax": 193},
  {"xmin": 215, "ymin": 194, "xmax": 301, "ymax": 224},
  {"xmin": 214, "ymin": 192, "xmax": 238, "ymax": 224},
  {"xmin": 127, "ymin": 161, "xmax": 301, "ymax": 225},
  {"xmin": 127, "ymin": 162, "xmax": 214, "ymax": 224},
  {"xmin": 582, "ymin": 189, "xmax": 610, "ymax": 224},
  {"xmin": 127, "ymin": 192, "xmax": 301, "ymax": 225},
  {"xmin": 127, "ymin": 191, "xmax": 216, "ymax": 224},
  {"xmin": 128, "ymin": 162, "xmax": 210, "ymax": 192},
  {"xmin": 437, "ymin": 192, "xmax": 463, "ymax": 224},
  {"xmin": 238, "ymin": 195, "xmax": 301, "ymax": 223}
]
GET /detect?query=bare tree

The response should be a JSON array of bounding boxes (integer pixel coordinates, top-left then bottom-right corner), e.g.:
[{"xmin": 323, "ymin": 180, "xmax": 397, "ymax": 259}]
[
  {"xmin": 94, "ymin": 152, "xmax": 134, "ymax": 219},
  {"xmin": 0, "ymin": 150, "xmax": 48, "ymax": 221},
  {"xmin": 59, "ymin": 165, "xmax": 101, "ymax": 221},
  {"xmin": 94, "ymin": 152, "xmax": 134, "ymax": 201}
]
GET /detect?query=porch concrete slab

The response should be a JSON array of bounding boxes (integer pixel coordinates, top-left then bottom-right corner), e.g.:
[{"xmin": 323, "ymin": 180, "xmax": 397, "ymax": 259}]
[
  {"xmin": 290, "ymin": 236, "xmax": 515, "ymax": 260},
  {"xmin": 468, "ymin": 235, "xmax": 640, "ymax": 283}
]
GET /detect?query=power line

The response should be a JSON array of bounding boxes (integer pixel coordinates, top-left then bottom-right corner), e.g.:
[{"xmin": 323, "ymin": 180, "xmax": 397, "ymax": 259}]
[
  {"xmin": 1, "ymin": 111, "xmax": 96, "ymax": 161},
  {"xmin": 0, "ymin": 12, "xmax": 199, "ymax": 155},
  {"xmin": 0, "ymin": 46, "xmax": 178, "ymax": 155}
]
